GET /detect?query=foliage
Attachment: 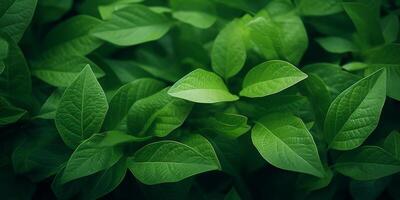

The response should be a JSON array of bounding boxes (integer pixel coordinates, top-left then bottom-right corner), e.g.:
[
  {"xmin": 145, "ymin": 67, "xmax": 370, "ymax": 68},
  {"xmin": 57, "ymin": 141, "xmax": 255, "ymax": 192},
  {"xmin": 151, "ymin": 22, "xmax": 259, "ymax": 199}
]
[{"xmin": 0, "ymin": 0, "xmax": 400, "ymax": 199}]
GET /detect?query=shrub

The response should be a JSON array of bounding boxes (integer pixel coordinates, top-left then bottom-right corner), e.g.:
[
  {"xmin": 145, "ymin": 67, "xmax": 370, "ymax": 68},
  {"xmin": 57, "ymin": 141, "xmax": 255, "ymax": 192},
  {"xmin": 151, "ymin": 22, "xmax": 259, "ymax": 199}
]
[{"xmin": 0, "ymin": 0, "xmax": 399, "ymax": 199}]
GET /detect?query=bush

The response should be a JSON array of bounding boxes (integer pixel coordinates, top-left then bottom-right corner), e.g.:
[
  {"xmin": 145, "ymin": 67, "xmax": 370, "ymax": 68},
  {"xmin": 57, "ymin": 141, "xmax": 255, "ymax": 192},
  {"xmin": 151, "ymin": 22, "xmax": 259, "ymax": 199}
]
[{"xmin": 0, "ymin": 0, "xmax": 399, "ymax": 199}]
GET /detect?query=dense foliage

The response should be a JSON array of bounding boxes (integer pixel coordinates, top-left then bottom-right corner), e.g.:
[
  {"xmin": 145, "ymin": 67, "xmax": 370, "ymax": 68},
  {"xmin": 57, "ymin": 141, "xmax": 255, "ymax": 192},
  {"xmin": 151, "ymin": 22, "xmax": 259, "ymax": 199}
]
[{"xmin": 1, "ymin": 0, "xmax": 400, "ymax": 199}]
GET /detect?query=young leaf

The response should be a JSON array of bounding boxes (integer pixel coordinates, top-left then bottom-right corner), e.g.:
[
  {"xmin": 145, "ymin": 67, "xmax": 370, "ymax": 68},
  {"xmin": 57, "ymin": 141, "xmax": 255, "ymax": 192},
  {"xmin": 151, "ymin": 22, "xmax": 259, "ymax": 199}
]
[
  {"xmin": 334, "ymin": 146, "xmax": 400, "ymax": 180},
  {"xmin": 60, "ymin": 131, "xmax": 138, "ymax": 184},
  {"xmin": 41, "ymin": 15, "xmax": 104, "ymax": 58},
  {"xmin": 170, "ymin": 0, "xmax": 216, "ymax": 29},
  {"xmin": 252, "ymin": 113, "xmax": 325, "ymax": 177},
  {"xmin": 32, "ymin": 56, "xmax": 105, "ymax": 87},
  {"xmin": 168, "ymin": 69, "xmax": 238, "ymax": 103},
  {"xmin": 316, "ymin": 36, "xmax": 358, "ymax": 53},
  {"xmin": 0, "ymin": 0, "xmax": 37, "ymax": 42},
  {"xmin": 127, "ymin": 88, "xmax": 193, "ymax": 137},
  {"xmin": 55, "ymin": 65, "xmax": 108, "ymax": 149},
  {"xmin": 92, "ymin": 4, "xmax": 172, "ymax": 46},
  {"xmin": 240, "ymin": 60, "xmax": 308, "ymax": 98},
  {"xmin": 324, "ymin": 69, "xmax": 386, "ymax": 150},
  {"xmin": 127, "ymin": 134, "xmax": 221, "ymax": 184},
  {"xmin": 211, "ymin": 19, "xmax": 246, "ymax": 79},
  {"xmin": 103, "ymin": 78, "xmax": 166, "ymax": 130}
]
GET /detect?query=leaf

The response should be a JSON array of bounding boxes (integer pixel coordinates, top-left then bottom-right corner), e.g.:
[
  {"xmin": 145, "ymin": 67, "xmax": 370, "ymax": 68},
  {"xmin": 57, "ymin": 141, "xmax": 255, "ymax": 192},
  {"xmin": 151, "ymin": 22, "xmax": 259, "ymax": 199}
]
[
  {"xmin": 295, "ymin": 0, "xmax": 342, "ymax": 16},
  {"xmin": 240, "ymin": 60, "xmax": 308, "ymax": 98},
  {"xmin": 127, "ymin": 134, "xmax": 221, "ymax": 184},
  {"xmin": 350, "ymin": 177, "xmax": 391, "ymax": 200},
  {"xmin": 343, "ymin": 2, "xmax": 384, "ymax": 47},
  {"xmin": 35, "ymin": 88, "xmax": 64, "ymax": 119},
  {"xmin": 316, "ymin": 36, "xmax": 359, "ymax": 53},
  {"xmin": 168, "ymin": 69, "xmax": 238, "ymax": 103},
  {"xmin": 60, "ymin": 131, "xmax": 137, "ymax": 184},
  {"xmin": 251, "ymin": 113, "xmax": 325, "ymax": 177},
  {"xmin": 32, "ymin": 56, "xmax": 105, "ymax": 87},
  {"xmin": 103, "ymin": 78, "xmax": 166, "ymax": 130},
  {"xmin": 35, "ymin": 0, "xmax": 73, "ymax": 24},
  {"xmin": 0, "ymin": 35, "xmax": 31, "ymax": 108},
  {"xmin": 55, "ymin": 65, "xmax": 108, "ymax": 149},
  {"xmin": 211, "ymin": 19, "xmax": 246, "ymax": 79},
  {"xmin": 41, "ymin": 15, "xmax": 103, "ymax": 58},
  {"xmin": 0, "ymin": 0, "xmax": 37, "ymax": 42},
  {"xmin": 12, "ymin": 126, "xmax": 71, "ymax": 182},
  {"xmin": 381, "ymin": 14, "xmax": 399, "ymax": 44},
  {"xmin": 193, "ymin": 112, "xmax": 250, "ymax": 138},
  {"xmin": 0, "ymin": 97, "xmax": 26, "ymax": 126},
  {"xmin": 225, "ymin": 187, "xmax": 241, "ymax": 200},
  {"xmin": 127, "ymin": 88, "xmax": 193, "ymax": 137},
  {"xmin": 334, "ymin": 146, "xmax": 400, "ymax": 180},
  {"xmin": 170, "ymin": 0, "xmax": 216, "ymax": 29},
  {"xmin": 384, "ymin": 131, "xmax": 400, "ymax": 160},
  {"xmin": 92, "ymin": 4, "xmax": 172, "ymax": 46},
  {"xmin": 324, "ymin": 69, "xmax": 386, "ymax": 150},
  {"xmin": 248, "ymin": 7, "xmax": 308, "ymax": 64}
]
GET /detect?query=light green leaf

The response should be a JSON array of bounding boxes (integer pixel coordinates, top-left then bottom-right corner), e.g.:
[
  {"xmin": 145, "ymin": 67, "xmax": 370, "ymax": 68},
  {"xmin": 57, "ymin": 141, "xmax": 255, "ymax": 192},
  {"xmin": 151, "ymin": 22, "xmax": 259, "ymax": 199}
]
[
  {"xmin": 170, "ymin": 0, "xmax": 216, "ymax": 29},
  {"xmin": 211, "ymin": 19, "xmax": 246, "ymax": 79},
  {"xmin": 103, "ymin": 78, "xmax": 166, "ymax": 130},
  {"xmin": 240, "ymin": 60, "xmax": 307, "ymax": 98},
  {"xmin": 248, "ymin": 8, "xmax": 308, "ymax": 64},
  {"xmin": 324, "ymin": 69, "xmax": 386, "ymax": 150},
  {"xmin": 0, "ymin": 97, "xmax": 26, "ymax": 126},
  {"xmin": 342, "ymin": 62, "xmax": 368, "ymax": 72},
  {"xmin": 41, "ymin": 15, "xmax": 103, "ymax": 58},
  {"xmin": 343, "ymin": 2, "xmax": 384, "ymax": 47},
  {"xmin": 60, "ymin": 131, "xmax": 137, "ymax": 184},
  {"xmin": 335, "ymin": 146, "xmax": 400, "ymax": 180},
  {"xmin": 32, "ymin": 56, "xmax": 105, "ymax": 87},
  {"xmin": 316, "ymin": 36, "xmax": 359, "ymax": 53},
  {"xmin": 92, "ymin": 4, "xmax": 172, "ymax": 46},
  {"xmin": 0, "ymin": 0, "xmax": 37, "ymax": 42},
  {"xmin": 127, "ymin": 88, "xmax": 193, "ymax": 137},
  {"xmin": 252, "ymin": 113, "xmax": 325, "ymax": 177},
  {"xmin": 55, "ymin": 65, "xmax": 108, "ymax": 149},
  {"xmin": 384, "ymin": 131, "xmax": 400, "ymax": 160},
  {"xmin": 295, "ymin": 0, "xmax": 342, "ymax": 16},
  {"xmin": 128, "ymin": 134, "xmax": 221, "ymax": 185},
  {"xmin": 168, "ymin": 69, "xmax": 238, "ymax": 103}
]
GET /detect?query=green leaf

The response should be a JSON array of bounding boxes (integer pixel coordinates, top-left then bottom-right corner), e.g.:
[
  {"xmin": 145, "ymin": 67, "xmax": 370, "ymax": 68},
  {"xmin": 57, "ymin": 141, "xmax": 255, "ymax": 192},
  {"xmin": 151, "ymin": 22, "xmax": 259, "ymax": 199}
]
[
  {"xmin": 35, "ymin": 88, "xmax": 64, "ymax": 119},
  {"xmin": 127, "ymin": 88, "xmax": 193, "ymax": 137},
  {"xmin": 35, "ymin": 0, "xmax": 73, "ymax": 24},
  {"xmin": 127, "ymin": 134, "xmax": 221, "ymax": 184},
  {"xmin": 334, "ymin": 146, "xmax": 400, "ymax": 180},
  {"xmin": 0, "ymin": 35, "xmax": 31, "ymax": 108},
  {"xmin": 324, "ymin": 69, "xmax": 386, "ymax": 150},
  {"xmin": 168, "ymin": 69, "xmax": 238, "ymax": 103},
  {"xmin": 32, "ymin": 56, "xmax": 105, "ymax": 87},
  {"xmin": 248, "ymin": 7, "xmax": 308, "ymax": 64},
  {"xmin": 251, "ymin": 113, "xmax": 325, "ymax": 177},
  {"xmin": 41, "ymin": 15, "xmax": 104, "ymax": 58},
  {"xmin": 384, "ymin": 131, "xmax": 400, "ymax": 160},
  {"xmin": 240, "ymin": 60, "xmax": 307, "ymax": 98},
  {"xmin": 343, "ymin": 2, "xmax": 384, "ymax": 47},
  {"xmin": 103, "ymin": 78, "xmax": 166, "ymax": 130},
  {"xmin": 0, "ymin": 0, "xmax": 37, "ymax": 42},
  {"xmin": 381, "ymin": 14, "xmax": 399, "ymax": 44},
  {"xmin": 225, "ymin": 187, "xmax": 241, "ymax": 200},
  {"xmin": 60, "ymin": 131, "xmax": 137, "ymax": 184},
  {"xmin": 211, "ymin": 19, "xmax": 246, "ymax": 79},
  {"xmin": 316, "ymin": 36, "xmax": 359, "ymax": 53},
  {"xmin": 193, "ymin": 112, "xmax": 250, "ymax": 138},
  {"xmin": 92, "ymin": 4, "xmax": 172, "ymax": 46},
  {"xmin": 55, "ymin": 65, "xmax": 108, "ymax": 149},
  {"xmin": 350, "ymin": 177, "xmax": 391, "ymax": 200},
  {"xmin": 0, "ymin": 97, "xmax": 26, "ymax": 126},
  {"xmin": 295, "ymin": 0, "xmax": 342, "ymax": 16},
  {"xmin": 12, "ymin": 126, "xmax": 71, "ymax": 182},
  {"xmin": 170, "ymin": 0, "xmax": 216, "ymax": 29}
]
